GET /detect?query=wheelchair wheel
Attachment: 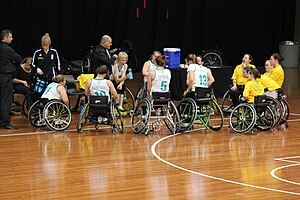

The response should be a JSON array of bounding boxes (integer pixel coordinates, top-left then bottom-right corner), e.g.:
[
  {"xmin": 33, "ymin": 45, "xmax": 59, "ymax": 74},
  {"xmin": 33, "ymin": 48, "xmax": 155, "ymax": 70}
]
[
  {"xmin": 111, "ymin": 103, "xmax": 124, "ymax": 134},
  {"xmin": 127, "ymin": 51, "xmax": 138, "ymax": 72},
  {"xmin": 131, "ymin": 98, "xmax": 151, "ymax": 134},
  {"xmin": 28, "ymin": 100, "xmax": 46, "ymax": 128},
  {"xmin": 163, "ymin": 101, "xmax": 180, "ymax": 134},
  {"xmin": 43, "ymin": 100, "xmax": 72, "ymax": 131},
  {"xmin": 123, "ymin": 87, "xmax": 135, "ymax": 116},
  {"xmin": 206, "ymin": 100, "xmax": 224, "ymax": 131},
  {"xmin": 221, "ymin": 89, "xmax": 233, "ymax": 113},
  {"xmin": 76, "ymin": 103, "xmax": 90, "ymax": 133},
  {"xmin": 177, "ymin": 98, "xmax": 197, "ymax": 132},
  {"xmin": 265, "ymin": 96, "xmax": 283, "ymax": 127},
  {"xmin": 22, "ymin": 94, "xmax": 30, "ymax": 118},
  {"xmin": 82, "ymin": 54, "xmax": 92, "ymax": 73},
  {"xmin": 279, "ymin": 99, "xmax": 290, "ymax": 126},
  {"xmin": 229, "ymin": 103, "xmax": 256, "ymax": 134},
  {"xmin": 135, "ymin": 86, "xmax": 146, "ymax": 105},
  {"xmin": 203, "ymin": 52, "xmax": 222, "ymax": 67},
  {"xmin": 255, "ymin": 106, "xmax": 275, "ymax": 131}
]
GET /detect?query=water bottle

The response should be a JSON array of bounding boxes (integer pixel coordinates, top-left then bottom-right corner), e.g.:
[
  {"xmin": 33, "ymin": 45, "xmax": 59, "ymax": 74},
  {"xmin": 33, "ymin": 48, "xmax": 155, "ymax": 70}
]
[
  {"xmin": 80, "ymin": 100, "xmax": 84, "ymax": 112},
  {"xmin": 128, "ymin": 68, "xmax": 133, "ymax": 80}
]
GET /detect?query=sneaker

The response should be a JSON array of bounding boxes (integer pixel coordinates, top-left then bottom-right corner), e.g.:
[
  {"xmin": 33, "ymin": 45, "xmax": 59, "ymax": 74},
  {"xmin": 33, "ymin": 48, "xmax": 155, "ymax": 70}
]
[{"xmin": 118, "ymin": 106, "xmax": 124, "ymax": 112}]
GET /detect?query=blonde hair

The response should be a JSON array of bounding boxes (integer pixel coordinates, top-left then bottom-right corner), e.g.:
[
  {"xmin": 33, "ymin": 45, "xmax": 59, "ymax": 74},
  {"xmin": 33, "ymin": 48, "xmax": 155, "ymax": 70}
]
[
  {"xmin": 24, "ymin": 57, "xmax": 32, "ymax": 65},
  {"xmin": 41, "ymin": 33, "xmax": 51, "ymax": 45},
  {"xmin": 52, "ymin": 74, "xmax": 66, "ymax": 83},
  {"xmin": 186, "ymin": 54, "xmax": 197, "ymax": 64},
  {"xmin": 118, "ymin": 51, "xmax": 128, "ymax": 61}
]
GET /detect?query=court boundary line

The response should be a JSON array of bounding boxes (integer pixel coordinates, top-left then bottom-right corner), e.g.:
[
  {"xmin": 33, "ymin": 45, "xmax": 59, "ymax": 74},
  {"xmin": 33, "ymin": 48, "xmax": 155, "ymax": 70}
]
[
  {"xmin": 270, "ymin": 156, "xmax": 300, "ymax": 186},
  {"xmin": 151, "ymin": 132, "xmax": 300, "ymax": 196}
]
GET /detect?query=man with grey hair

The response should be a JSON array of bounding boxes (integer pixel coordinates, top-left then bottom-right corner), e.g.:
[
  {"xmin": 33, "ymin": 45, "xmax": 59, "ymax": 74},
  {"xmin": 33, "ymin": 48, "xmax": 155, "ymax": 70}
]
[
  {"xmin": 0, "ymin": 29, "xmax": 22, "ymax": 129},
  {"xmin": 93, "ymin": 35, "xmax": 117, "ymax": 73}
]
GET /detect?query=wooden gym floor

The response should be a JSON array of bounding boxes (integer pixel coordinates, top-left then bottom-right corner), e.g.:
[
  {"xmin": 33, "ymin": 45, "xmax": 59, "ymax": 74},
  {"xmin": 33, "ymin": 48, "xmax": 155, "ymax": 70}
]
[{"xmin": 0, "ymin": 68, "xmax": 300, "ymax": 199}]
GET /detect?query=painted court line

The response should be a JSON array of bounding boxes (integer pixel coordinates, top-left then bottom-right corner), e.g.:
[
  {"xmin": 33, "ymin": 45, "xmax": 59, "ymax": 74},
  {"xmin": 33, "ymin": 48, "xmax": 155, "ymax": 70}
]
[
  {"xmin": 151, "ymin": 132, "xmax": 300, "ymax": 195},
  {"xmin": 271, "ymin": 156, "xmax": 300, "ymax": 186}
]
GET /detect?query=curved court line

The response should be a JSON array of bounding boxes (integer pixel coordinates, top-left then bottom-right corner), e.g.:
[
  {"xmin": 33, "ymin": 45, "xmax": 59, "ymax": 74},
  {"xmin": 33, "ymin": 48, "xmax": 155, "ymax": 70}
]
[
  {"xmin": 151, "ymin": 132, "xmax": 300, "ymax": 196},
  {"xmin": 270, "ymin": 163, "xmax": 300, "ymax": 186}
]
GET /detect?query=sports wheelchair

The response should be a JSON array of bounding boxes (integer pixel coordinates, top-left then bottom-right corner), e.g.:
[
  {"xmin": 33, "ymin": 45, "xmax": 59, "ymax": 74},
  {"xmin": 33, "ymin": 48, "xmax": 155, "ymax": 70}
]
[
  {"xmin": 229, "ymin": 95, "xmax": 276, "ymax": 134},
  {"xmin": 131, "ymin": 92, "xmax": 180, "ymax": 135},
  {"xmin": 222, "ymin": 87, "xmax": 289, "ymax": 128},
  {"xmin": 177, "ymin": 87, "xmax": 224, "ymax": 132},
  {"xmin": 28, "ymin": 99, "xmax": 72, "ymax": 131},
  {"xmin": 76, "ymin": 96, "xmax": 124, "ymax": 134}
]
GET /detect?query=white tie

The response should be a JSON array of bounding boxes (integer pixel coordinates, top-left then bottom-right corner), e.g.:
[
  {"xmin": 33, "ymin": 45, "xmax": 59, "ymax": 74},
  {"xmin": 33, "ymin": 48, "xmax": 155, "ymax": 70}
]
[{"xmin": 106, "ymin": 49, "xmax": 111, "ymax": 58}]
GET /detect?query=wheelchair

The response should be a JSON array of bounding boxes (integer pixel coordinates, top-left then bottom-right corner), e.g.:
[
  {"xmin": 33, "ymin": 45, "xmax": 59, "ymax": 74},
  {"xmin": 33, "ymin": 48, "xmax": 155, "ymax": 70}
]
[
  {"xmin": 131, "ymin": 92, "xmax": 180, "ymax": 135},
  {"xmin": 276, "ymin": 90, "xmax": 290, "ymax": 127},
  {"xmin": 28, "ymin": 99, "xmax": 72, "ymax": 131},
  {"xmin": 177, "ymin": 87, "xmax": 224, "ymax": 132},
  {"xmin": 76, "ymin": 96, "xmax": 124, "ymax": 134},
  {"xmin": 229, "ymin": 95, "xmax": 276, "ymax": 134},
  {"xmin": 121, "ymin": 87, "xmax": 135, "ymax": 116}
]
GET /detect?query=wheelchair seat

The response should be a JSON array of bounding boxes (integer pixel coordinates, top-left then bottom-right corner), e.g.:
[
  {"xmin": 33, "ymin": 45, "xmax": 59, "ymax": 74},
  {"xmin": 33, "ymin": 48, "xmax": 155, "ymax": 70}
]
[
  {"xmin": 152, "ymin": 92, "xmax": 171, "ymax": 105},
  {"xmin": 195, "ymin": 87, "xmax": 212, "ymax": 104},
  {"xmin": 254, "ymin": 95, "xmax": 269, "ymax": 108},
  {"xmin": 89, "ymin": 96, "xmax": 109, "ymax": 115}
]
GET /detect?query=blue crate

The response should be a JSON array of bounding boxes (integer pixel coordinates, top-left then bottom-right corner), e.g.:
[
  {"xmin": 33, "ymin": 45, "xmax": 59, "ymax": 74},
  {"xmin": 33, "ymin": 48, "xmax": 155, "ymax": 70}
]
[{"xmin": 163, "ymin": 48, "xmax": 181, "ymax": 68}]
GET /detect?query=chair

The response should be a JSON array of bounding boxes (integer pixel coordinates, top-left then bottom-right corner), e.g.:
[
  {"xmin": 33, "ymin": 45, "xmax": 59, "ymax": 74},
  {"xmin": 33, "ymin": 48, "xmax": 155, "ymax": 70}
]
[
  {"xmin": 65, "ymin": 75, "xmax": 86, "ymax": 111},
  {"xmin": 76, "ymin": 95, "xmax": 124, "ymax": 134},
  {"xmin": 131, "ymin": 91, "xmax": 180, "ymax": 135}
]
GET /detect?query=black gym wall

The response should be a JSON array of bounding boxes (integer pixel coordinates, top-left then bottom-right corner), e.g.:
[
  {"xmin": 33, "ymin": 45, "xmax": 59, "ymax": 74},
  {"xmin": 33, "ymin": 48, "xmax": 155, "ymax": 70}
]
[{"xmin": 0, "ymin": 0, "xmax": 296, "ymax": 70}]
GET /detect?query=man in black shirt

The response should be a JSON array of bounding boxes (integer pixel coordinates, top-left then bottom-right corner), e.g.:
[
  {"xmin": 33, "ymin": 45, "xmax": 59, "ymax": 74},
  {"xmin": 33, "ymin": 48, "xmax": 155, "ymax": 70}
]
[
  {"xmin": 92, "ymin": 35, "xmax": 117, "ymax": 73},
  {"xmin": 0, "ymin": 29, "xmax": 22, "ymax": 129}
]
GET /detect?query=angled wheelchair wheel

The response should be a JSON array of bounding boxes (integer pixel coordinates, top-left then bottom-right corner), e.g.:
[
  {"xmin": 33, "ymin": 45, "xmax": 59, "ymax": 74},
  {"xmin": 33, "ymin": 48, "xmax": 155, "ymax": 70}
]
[
  {"xmin": 163, "ymin": 101, "xmax": 181, "ymax": 134},
  {"xmin": 229, "ymin": 103, "xmax": 256, "ymax": 134},
  {"xmin": 28, "ymin": 100, "xmax": 46, "ymax": 128},
  {"xmin": 203, "ymin": 52, "xmax": 222, "ymax": 67},
  {"xmin": 206, "ymin": 100, "xmax": 224, "ymax": 131},
  {"xmin": 22, "ymin": 93, "xmax": 30, "ymax": 118},
  {"xmin": 255, "ymin": 106, "xmax": 275, "ymax": 131},
  {"xmin": 221, "ymin": 89, "xmax": 233, "ymax": 114},
  {"xmin": 43, "ymin": 100, "xmax": 72, "ymax": 131},
  {"xmin": 134, "ymin": 86, "xmax": 146, "ymax": 106},
  {"xmin": 76, "ymin": 103, "xmax": 90, "ymax": 133},
  {"xmin": 127, "ymin": 51, "xmax": 138, "ymax": 72},
  {"xmin": 177, "ymin": 98, "xmax": 197, "ymax": 132},
  {"xmin": 111, "ymin": 103, "xmax": 124, "ymax": 134},
  {"xmin": 123, "ymin": 87, "xmax": 135, "ymax": 116},
  {"xmin": 131, "ymin": 98, "xmax": 151, "ymax": 134},
  {"xmin": 82, "ymin": 54, "xmax": 92, "ymax": 73},
  {"xmin": 279, "ymin": 99, "xmax": 290, "ymax": 125},
  {"xmin": 265, "ymin": 96, "xmax": 283, "ymax": 127}
]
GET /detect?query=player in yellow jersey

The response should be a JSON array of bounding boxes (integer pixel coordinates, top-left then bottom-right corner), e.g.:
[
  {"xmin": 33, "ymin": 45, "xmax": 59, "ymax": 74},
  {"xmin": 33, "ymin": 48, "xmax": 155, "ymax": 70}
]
[
  {"xmin": 241, "ymin": 68, "xmax": 264, "ymax": 103},
  {"xmin": 268, "ymin": 53, "xmax": 285, "ymax": 87},
  {"xmin": 230, "ymin": 53, "xmax": 256, "ymax": 106}
]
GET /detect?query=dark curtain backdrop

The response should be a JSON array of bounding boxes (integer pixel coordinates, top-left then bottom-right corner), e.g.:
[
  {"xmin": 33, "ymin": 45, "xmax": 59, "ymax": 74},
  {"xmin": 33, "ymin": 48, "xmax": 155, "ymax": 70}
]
[{"xmin": 0, "ymin": 0, "xmax": 296, "ymax": 70}]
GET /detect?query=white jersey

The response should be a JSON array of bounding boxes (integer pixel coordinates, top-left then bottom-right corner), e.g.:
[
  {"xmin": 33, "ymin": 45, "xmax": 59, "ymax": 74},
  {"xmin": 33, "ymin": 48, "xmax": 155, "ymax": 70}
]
[
  {"xmin": 144, "ymin": 60, "xmax": 157, "ymax": 82},
  {"xmin": 41, "ymin": 82, "xmax": 61, "ymax": 100},
  {"xmin": 110, "ymin": 64, "xmax": 126, "ymax": 81},
  {"xmin": 151, "ymin": 69, "xmax": 171, "ymax": 93},
  {"xmin": 90, "ymin": 78, "xmax": 110, "ymax": 98},
  {"xmin": 187, "ymin": 64, "xmax": 209, "ymax": 90}
]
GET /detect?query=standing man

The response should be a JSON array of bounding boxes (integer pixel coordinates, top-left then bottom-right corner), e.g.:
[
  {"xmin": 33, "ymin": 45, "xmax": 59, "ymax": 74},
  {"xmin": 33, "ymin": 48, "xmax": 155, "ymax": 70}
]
[
  {"xmin": 0, "ymin": 29, "xmax": 22, "ymax": 129},
  {"xmin": 93, "ymin": 35, "xmax": 117, "ymax": 74}
]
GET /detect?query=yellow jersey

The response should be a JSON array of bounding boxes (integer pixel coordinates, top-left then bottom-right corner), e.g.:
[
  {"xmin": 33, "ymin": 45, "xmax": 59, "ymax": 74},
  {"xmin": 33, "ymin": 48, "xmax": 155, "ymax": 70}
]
[
  {"xmin": 268, "ymin": 65, "xmax": 284, "ymax": 87},
  {"xmin": 243, "ymin": 79, "xmax": 264, "ymax": 103},
  {"xmin": 258, "ymin": 74, "xmax": 280, "ymax": 91},
  {"xmin": 231, "ymin": 64, "xmax": 255, "ymax": 85}
]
